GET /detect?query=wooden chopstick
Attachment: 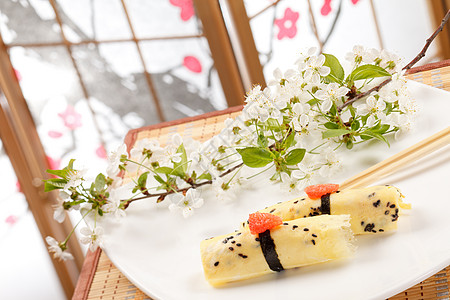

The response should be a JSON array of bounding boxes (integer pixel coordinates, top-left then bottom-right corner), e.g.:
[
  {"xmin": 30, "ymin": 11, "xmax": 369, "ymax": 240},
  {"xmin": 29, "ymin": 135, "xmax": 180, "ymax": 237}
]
[{"xmin": 340, "ymin": 126, "xmax": 450, "ymax": 190}]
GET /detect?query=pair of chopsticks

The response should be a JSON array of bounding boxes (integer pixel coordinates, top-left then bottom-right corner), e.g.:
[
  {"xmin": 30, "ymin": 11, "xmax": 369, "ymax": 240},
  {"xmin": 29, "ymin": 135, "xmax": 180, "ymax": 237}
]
[{"xmin": 340, "ymin": 127, "xmax": 450, "ymax": 190}]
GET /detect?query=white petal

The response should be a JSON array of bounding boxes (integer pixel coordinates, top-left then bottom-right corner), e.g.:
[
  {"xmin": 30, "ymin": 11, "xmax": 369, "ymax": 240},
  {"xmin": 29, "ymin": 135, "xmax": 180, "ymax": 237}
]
[
  {"xmin": 273, "ymin": 68, "xmax": 282, "ymax": 80},
  {"xmin": 182, "ymin": 207, "xmax": 194, "ymax": 218}
]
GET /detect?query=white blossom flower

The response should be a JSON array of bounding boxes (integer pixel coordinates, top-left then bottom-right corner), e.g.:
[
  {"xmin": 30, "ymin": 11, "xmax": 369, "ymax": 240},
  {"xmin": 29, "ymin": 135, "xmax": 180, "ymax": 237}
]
[
  {"xmin": 80, "ymin": 226, "xmax": 104, "ymax": 252},
  {"xmin": 303, "ymin": 55, "xmax": 330, "ymax": 84},
  {"xmin": 345, "ymin": 45, "xmax": 376, "ymax": 65},
  {"xmin": 296, "ymin": 47, "xmax": 317, "ymax": 70},
  {"xmin": 53, "ymin": 191, "xmax": 70, "ymax": 223},
  {"xmin": 107, "ymin": 144, "xmax": 128, "ymax": 177},
  {"xmin": 268, "ymin": 68, "xmax": 296, "ymax": 87},
  {"xmin": 103, "ymin": 187, "xmax": 127, "ymax": 220},
  {"xmin": 280, "ymin": 172, "xmax": 303, "ymax": 193},
  {"xmin": 318, "ymin": 149, "xmax": 343, "ymax": 177},
  {"xmin": 46, "ymin": 236, "xmax": 73, "ymax": 261},
  {"xmin": 244, "ymin": 85, "xmax": 283, "ymax": 122},
  {"xmin": 356, "ymin": 95, "xmax": 386, "ymax": 120},
  {"xmin": 291, "ymin": 162, "xmax": 319, "ymax": 188},
  {"xmin": 211, "ymin": 177, "xmax": 239, "ymax": 202},
  {"xmin": 130, "ymin": 138, "xmax": 162, "ymax": 163},
  {"xmin": 64, "ymin": 168, "xmax": 87, "ymax": 190},
  {"xmin": 168, "ymin": 189, "xmax": 204, "ymax": 218},
  {"xmin": 315, "ymin": 83, "xmax": 349, "ymax": 111}
]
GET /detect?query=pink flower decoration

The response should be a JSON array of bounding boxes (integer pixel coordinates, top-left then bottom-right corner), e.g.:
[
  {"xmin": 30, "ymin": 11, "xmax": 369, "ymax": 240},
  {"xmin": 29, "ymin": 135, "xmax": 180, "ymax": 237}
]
[
  {"xmin": 96, "ymin": 145, "xmax": 107, "ymax": 159},
  {"xmin": 48, "ymin": 131, "xmax": 63, "ymax": 138},
  {"xmin": 58, "ymin": 105, "xmax": 82, "ymax": 130},
  {"xmin": 321, "ymin": 0, "xmax": 332, "ymax": 16},
  {"xmin": 47, "ymin": 156, "xmax": 61, "ymax": 170},
  {"xmin": 13, "ymin": 68, "xmax": 22, "ymax": 81},
  {"xmin": 274, "ymin": 8, "xmax": 300, "ymax": 40},
  {"xmin": 5, "ymin": 215, "xmax": 18, "ymax": 225},
  {"xmin": 351, "ymin": 0, "xmax": 360, "ymax": 4},
  {"xmin": 16, "ymin": 181, "xmax": 22, "ymax": 193},
  {"xmin": 183, "ymin": 56, "xmax": 202, "ymax": 73},
  {"xmin": 169, "ymin": 0, "xmax": 194, "ymax": 22}
]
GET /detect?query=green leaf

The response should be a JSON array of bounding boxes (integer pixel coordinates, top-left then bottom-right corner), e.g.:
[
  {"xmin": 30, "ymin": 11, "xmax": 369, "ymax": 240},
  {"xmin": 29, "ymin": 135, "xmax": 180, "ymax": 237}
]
[
  {"xmin": 284, "ymin": 148, "xmax": 306, "ymax": 165},
  {"xmin": 323, "ymin": 53, "xmax": 345, "ymax": 83},
  {"xmin": 257, "ymin": 134, "xmax": 268, "ymax": 148},
  {"xmin": 351, "ymin": 120, "xmax": 360, "ymax": 131},
  {"xmin": 46, "ymin": 169, "xmax": 68, "ymax": 179},
  {"xmin": 360, "ymin": 130, "xmax": 390, "ymax": 146},
  {"xmin": 348, "ymin": 64, "xmax": 391, "ymax": 82},
  {"xmin": 236, "ymin": 147, "xmax": 273, "ymax": 168},
  {"xmin": 66, "ymin": 159, "xmax": 75, "ymax": 170},
  {"xmin": 197, "ymin": 172, "xmax": 212, "ymax": 181},
  {"xmin": 43, "ymin": 178, "xmax": 67, "ymax": 192},
  {"xmin": 307, "ymin": 98, "xmax": 320, "ymax": 106},
  {"xmin": 322, "ymin": 129, "xmax": 352, "ymax": 139},
  {"xmin": 138, "ymin": 171, "xmax": 149, "ymax": 188},
  {"xmin": 282, "ymin": 132, "xmax": 296, "ymax": 149},
  {"xmin": 265, "ymin": 118, "xmax": 282, "ymax": 131},
  {"xmin": 154, "ymin": 167, "xmax": 174, "ymax": 175},
  {"xmin": 153, "ymin": 174, "xmax": 165, "ymax": 184},
  {"xmin": 372, "ymin": 124, "xmax": 390, "ymax": 134},
  {"xmin": 94, "ymin": 173, "xmax": 106, "ymax": 192},
  {"xmin": 324, "ymin": 122, "xmax": 339, "ymax": 129},
  {"xmin": 174, "ymin": 144, "xmax": 188, "ymax": 172}
]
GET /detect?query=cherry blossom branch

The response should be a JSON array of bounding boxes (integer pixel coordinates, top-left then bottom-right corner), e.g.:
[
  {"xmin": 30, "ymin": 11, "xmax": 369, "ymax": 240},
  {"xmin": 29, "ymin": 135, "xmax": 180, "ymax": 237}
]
[
  {"xmin": 123, "ymin": 162, "xmax": 244, "ymax": 209},
  {"xmin": 338, "ymin": 9, "xmax": 450, "ymax": 111}
]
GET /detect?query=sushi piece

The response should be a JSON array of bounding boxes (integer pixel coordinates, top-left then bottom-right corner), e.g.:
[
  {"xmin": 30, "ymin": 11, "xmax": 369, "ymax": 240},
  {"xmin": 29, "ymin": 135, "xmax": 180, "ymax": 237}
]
[
  {"xmin": 200, "ymin": 214, "xmax": 355, "ymax": 286},
  {"xmin": 246, "ymin": 185, "xmax": 410, "ymax": 235}
]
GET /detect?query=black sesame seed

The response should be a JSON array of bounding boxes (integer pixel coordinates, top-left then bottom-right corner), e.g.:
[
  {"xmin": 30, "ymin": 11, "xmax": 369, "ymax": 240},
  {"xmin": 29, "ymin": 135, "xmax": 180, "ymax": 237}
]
[
  {"xmin": 313, "ymin": 211, "xmax": 320, "ymax": 216},
  {"xmin": 293, "ymin": 225, "xmax": 298, "ymax": 229},
  {"xmin": 386, "ymin": 202, "xmax": 391, "ymax": 207},
  {"xmin": 238, "ymin": 253, "xmax": 248, "ymax": 258},
  {"xmin": 231, "ymin": 241, "xmax": 236, "ymax": 244},
  {"xmin": 336, "ymin": 191, "xmax": 340, "ymax": 193},
  {"xmin": 214, "ymin": 261, "xmax": 219, "ymax": 267},
  {"xmin": 372, "ymin": 230, "xmax": 377, "ymax": 233},
  {"xmin": 283, "ymin": 222, "xmax": 288, "ymax": 225},
  {"xmin": 236, "ymin": 243, "xmax": 242, "ymax": 247},
  {"xmin": 303, "ymin": 215, "xmax": 307, "ymax": 218},
  {"xmin": 373, "ymin": 199, "xmax": 381, "ymax": 207},
  {"xmin": 368, "ymin": 192, "xmax": 376, "ymax": 198},
  {"xmin": 384, "ymin": 210, "xmax": 389, "ymax": 215},
  {"xmin": 390, "ymin": 204, "xmax": 396, "ymax": 208},
  {"xmin": 312, "ymin": 240, "xmax": 316, "ymax": 245},
  {"xmin": 294, "ymin": 200, "xmax": 299, "ymax": 204},
  {"xmin": 308, "ymin": 213, "xmax": 313, "ymax": 217},
  {"xmin": 222, "ymin": 239, "xmax": 227, "ymax": 244},
  {"xmin": 301, "ymin": 198, "xmax": 306, "ymax": 201},
  {"xmin": 270, "ymin": 209, "xmax": 276, "ymax": 213},
  {"xmin": 395, "ymin": 208, "xmax": 399, "ymax": 214},
  {"xmin": 228, "ymin": 236, "xmax": 234, "ymax": 239},
  {"xmin": 229, "ymin": 247, "xmax": 234, "ymax": 251},
  {"xmin": 304, "ymin": 228, "xmax": 309, "ymax": 231},
  {"xmin": 361, "ymin": 221, "xmax": 365, "ymax": 225},
  {"xmin": 379, "ymin": 229, "xmax": 384, "ymax": 232},
  {"xmin": 255, "ymin": 238, "xmax": 260, "ymax": 242},
  {"xmin": 312, "ymin": 234, "xmax": 317, "ymax": 237},
  {"xmin": 236, "ymin": 232, "xmax": 242, "ymax": 236},
  {"xmin": 364, "ymin": 223, "xmax": 375, "ymax": 232}
]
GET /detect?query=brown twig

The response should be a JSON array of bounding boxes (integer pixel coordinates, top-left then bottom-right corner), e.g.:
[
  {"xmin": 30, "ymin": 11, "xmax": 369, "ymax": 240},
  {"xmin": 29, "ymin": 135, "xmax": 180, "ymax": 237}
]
[
  {"xmin": 307, "ymin": 0, "xmax": 324, "ymax": 53},
  {"xmin": 338, "ymin": 9, "xmax": 450, "ymax": 111}
]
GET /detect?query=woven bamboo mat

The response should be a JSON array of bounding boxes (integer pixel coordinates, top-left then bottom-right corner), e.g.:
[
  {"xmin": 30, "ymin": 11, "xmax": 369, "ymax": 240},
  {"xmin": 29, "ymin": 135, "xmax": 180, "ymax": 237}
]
[{"xmin": 82, "ymin": 63, "xmax": 450, "ymax": 300}]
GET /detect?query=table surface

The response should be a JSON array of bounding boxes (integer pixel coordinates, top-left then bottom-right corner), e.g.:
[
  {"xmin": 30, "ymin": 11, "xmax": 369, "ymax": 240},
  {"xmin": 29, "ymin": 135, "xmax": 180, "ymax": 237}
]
[{"xmin": 73, "ymin": 60, "xmax": 450, "ymax": 300}]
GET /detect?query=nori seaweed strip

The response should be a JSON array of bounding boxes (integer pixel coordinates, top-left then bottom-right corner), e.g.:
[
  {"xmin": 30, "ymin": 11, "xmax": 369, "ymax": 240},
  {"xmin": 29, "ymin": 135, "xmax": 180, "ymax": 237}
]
[
  {"xmin": 320, "ymin": 193, "xmax": 331, "ymax": 215},
  {"xmin": 258, "ymin": 230, "xmax": 284, "ymax": 272}
]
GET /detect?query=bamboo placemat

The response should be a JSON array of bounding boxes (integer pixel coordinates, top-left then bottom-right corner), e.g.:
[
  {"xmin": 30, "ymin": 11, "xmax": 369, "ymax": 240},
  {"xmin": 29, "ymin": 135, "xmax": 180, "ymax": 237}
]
[{"xmin": 74, "ymin": 61, "xmax": 450, "ymax": 300}]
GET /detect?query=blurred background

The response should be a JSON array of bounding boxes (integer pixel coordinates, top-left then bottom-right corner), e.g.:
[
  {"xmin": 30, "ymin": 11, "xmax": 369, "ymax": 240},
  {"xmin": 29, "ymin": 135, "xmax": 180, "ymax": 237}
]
[{"xmin": 0, "ymin": 0, "xmax": 448, "ymax": 298}]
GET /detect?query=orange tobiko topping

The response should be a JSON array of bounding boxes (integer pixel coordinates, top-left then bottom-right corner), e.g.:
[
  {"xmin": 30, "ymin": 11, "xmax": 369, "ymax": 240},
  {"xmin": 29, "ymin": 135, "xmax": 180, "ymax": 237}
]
[
  {"xmin": 248, "ymin": 212, "xmax": 283, "ymax": 235},
  {"xmin": 304, "ymin": 184, "xmax": 340, "ymax": 199}
]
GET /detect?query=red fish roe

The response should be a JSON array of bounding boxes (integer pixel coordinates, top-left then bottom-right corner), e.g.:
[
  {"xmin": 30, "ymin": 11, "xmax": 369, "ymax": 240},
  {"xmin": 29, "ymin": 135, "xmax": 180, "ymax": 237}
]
[
  {"xmin": 248, "ymin": 212, "xmax": 283, "ymax": 235},
  {"xmin": 304, "ymin": 184, "xmax": 340, "ymax": 199}
]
